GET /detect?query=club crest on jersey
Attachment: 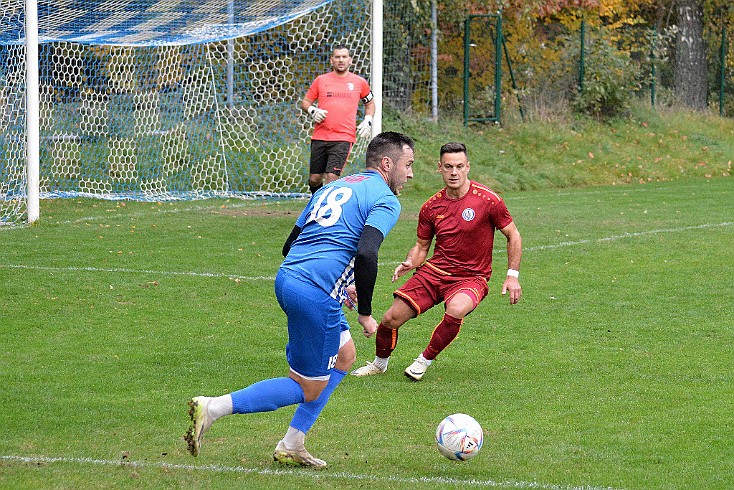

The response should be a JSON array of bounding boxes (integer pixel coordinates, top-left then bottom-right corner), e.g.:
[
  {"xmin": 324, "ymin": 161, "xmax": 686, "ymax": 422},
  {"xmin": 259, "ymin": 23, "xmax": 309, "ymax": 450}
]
[
  {"xmin": 462, "ymin": 208, "xmax": 476, "ymax": 221},
  {"xmin": 348, "ymin": 83, "xmax": 354, "ymax": 91}
]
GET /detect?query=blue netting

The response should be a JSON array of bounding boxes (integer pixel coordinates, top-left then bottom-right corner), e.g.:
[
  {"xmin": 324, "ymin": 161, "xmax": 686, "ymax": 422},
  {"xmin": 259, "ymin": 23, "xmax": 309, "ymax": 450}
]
[{"xmin": 1, "ymin": 0, "xmax": 332, "ymax": 46}]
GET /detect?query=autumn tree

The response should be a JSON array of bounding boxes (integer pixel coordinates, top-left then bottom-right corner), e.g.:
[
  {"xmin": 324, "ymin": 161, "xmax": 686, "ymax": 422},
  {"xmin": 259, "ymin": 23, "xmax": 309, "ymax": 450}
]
[{"xmin": 674, "ymin": 0, "xmax": 708, "ymax": 109}]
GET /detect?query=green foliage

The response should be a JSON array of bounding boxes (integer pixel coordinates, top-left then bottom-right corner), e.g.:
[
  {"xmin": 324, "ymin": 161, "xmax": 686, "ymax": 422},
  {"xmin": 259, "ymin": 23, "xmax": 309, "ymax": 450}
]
[
  {"xmin": 384, "ymin": 103, "xmax": 734, "ymax": 193},
  {"xmin": 391, "ymin": 0, "xmax": 734, "ymax": 119},
  {"xmin": 571, "ymin": 30, "xmax": 641, "ymax": 118}
]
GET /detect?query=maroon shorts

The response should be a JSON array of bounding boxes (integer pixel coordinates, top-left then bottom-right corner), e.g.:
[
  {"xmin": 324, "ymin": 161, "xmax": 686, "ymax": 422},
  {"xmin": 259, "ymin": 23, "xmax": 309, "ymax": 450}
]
[{"xmin": 394, "ymin": 264, "xmax": 489, "ymax": 315}]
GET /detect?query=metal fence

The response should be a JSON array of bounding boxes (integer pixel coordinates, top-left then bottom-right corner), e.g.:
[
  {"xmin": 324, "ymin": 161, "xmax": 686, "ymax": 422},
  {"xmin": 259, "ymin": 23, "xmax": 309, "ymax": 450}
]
[{"xmin": 381, "ymin": 4, "xmax": 733, "ymax": 122}]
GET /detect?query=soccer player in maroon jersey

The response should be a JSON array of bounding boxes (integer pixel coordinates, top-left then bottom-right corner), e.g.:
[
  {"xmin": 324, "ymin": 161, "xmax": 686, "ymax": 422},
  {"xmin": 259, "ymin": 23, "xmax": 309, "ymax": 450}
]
[
  {"xmin": 351, "ymin": 141, "xmax": 523, "ymax": 381},
  {"xmin": 302, "ymin": 44, "xmax": 375, "ymax": 194}
]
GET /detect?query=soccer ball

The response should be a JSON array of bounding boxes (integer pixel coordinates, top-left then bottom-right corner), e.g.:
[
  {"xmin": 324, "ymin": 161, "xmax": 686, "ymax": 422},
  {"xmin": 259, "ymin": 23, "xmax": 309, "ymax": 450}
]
[{"xmin": 435, "ymin": 413, "xmax": 484, "ymax": 461}]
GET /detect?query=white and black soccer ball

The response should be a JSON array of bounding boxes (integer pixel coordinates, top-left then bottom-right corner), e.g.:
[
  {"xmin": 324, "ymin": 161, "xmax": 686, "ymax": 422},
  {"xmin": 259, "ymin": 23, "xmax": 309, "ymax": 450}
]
[{"xmin": 435, "ymin": 413, "xmax": 484, "ymax": 461}]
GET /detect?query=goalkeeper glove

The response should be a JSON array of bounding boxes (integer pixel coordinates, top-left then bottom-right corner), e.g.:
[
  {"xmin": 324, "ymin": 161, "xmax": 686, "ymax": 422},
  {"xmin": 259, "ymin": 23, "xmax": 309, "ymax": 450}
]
[
  {"xmin": 307, "ymin": 105, "xmax": 328, "ymax": 123},
  {"xmin": 357, "ymin": 115, "xmax": 373, "ymax": 138}
]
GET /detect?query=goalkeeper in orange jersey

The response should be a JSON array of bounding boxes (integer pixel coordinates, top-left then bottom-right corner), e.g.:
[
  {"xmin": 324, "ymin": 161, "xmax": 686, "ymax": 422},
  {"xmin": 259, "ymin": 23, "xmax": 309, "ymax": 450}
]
[
  {"xmin": 302, "ymin": 44, "xmax": 375, "ymax": 194},
  {"xmin": 352, "ymin": 141, "xmax": 523, "ymax": 381}
]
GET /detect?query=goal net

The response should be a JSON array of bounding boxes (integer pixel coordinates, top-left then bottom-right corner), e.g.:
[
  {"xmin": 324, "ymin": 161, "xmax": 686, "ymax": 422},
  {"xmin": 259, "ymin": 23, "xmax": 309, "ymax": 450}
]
[
  {"xmin": 1, "ymin": 0, "xmax": 28, "ymax": 225},
  {"xmin": 1, "ymin": 0, "xmax": 373, "ymax": 225}
]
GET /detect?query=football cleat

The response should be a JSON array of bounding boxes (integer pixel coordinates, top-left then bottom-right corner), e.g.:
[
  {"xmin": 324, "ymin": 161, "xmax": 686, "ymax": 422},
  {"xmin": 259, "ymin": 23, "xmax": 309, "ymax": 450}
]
[
  {"xmin": 404, "ymin": 357, "xmax": 430, "ymax": 381},
  {"xmin": 350, "ymin": 361, "xmax": 387, "ymax": 377},
  {"xmin": 184, "ymin": 396, "xmax": 213, "ymax": 457},
  {"xmin": 273, "ymin": 440, "xmax": 328, "ymax": 468}
]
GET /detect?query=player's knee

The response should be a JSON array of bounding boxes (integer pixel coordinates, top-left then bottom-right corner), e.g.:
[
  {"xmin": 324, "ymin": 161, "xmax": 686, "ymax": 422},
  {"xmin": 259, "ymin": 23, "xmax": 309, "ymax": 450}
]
[
  {"xmin": 381, "ymin": 308, "xmax": 407, "ymax": 330},
  {"xmin": 445, "ymin": 294, "xmax": 477, "ymax": 319},
  {"xmin": 303, "ymin": 390, "xmax": 320, "ymax": 403},
  {"xmin": 301, "ymin": 381, "xmax": 327, "ymax": 402},
  {"xmin": 336, "ymin": 337, "xmax": 356, "ymax": 370},
  {"xmin": 335, "ymin": 350, "xmax": 356, "ymax": 370},
  {"xmin": 445, "ymin": 302, "xmax": 474, "ymax": 320}
]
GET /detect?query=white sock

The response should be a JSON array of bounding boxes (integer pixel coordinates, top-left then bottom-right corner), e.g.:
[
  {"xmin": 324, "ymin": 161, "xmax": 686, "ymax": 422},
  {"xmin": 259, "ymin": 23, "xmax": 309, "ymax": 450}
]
[
  {"xmin": 418, "ymin": 354, "xmax": 432, "ymax": 365},
  {"xmin": 208, "ymin": 394, "xmax": 233, "ymax": 420},
  {"xmin": 283, "ymin": 426, "xmax": 305, "ymax": 448},
  {"xmin": 373, "ymin": 356, "xmax": 389, "ymax": 370}
]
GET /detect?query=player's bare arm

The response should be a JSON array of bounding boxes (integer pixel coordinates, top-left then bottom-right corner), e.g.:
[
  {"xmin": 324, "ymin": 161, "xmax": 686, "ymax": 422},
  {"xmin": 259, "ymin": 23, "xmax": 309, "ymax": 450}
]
[
  {"xmin": 301, "ymin": 97, "xmax": 313, "ymax": 112},
  {"xmin": 499, "ymin": 221, "xmax": 522, "ymax": 304},
  {"xmin": 347, "ymin": 245, "xmax": 379, "ymax": 337},
  {"xmin": 393, "ymin": 237, "xmax": 431, "ymax": 282},
  {"xmin": 358, "ymin": 314, "xmax": 378, "ymax": 338},
  {"xmin": 364, "ymin": 99, "xmax": 376, "ymax": 117},
  {"xmin": 357, "ymin": 98, "xmax": 377, "ymax": 138},
  {"xmin": 344, "ymin": 284, "xmax": 358, "ymax": 310}
]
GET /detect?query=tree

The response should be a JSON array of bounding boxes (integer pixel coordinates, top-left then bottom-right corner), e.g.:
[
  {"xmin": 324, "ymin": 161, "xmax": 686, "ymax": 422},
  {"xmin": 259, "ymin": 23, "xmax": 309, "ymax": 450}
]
[{"xmin": 674, "ymin": 0, "xmax": 708, "ymax": 109}]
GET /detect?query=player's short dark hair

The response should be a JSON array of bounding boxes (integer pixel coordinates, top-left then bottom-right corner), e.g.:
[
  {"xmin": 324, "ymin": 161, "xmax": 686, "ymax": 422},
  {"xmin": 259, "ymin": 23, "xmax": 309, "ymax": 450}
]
[
  {"xmin": 365, "ymin": 132, "xmax": 415, "ymax": 169},
  {"xmin": 440, "ymin": 142, "xmax": 467, "ymax": 158},
  {"xmin": 332, "ymin": 44, "xmax": 351, "ymax": 56}
]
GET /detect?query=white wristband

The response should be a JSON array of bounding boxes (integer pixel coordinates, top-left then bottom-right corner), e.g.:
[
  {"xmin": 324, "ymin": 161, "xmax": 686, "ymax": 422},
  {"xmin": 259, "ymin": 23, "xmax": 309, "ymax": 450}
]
[{"xmin": 506, "ymin": 269, "xmax": 519, "ymax": 278}]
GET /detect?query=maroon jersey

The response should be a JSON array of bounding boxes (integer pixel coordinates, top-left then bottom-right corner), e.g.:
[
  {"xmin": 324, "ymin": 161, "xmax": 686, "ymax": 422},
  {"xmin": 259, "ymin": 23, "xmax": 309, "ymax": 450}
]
[{"xmin": 418, "ymin": 181, "xmax": 513, "ymax": 279}]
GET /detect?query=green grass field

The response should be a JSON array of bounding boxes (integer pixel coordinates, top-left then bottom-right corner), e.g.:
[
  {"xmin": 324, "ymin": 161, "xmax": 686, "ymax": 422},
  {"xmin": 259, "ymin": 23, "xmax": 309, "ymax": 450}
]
[{"xmin": 2, "ymin": 175, "xmax": 733, "ymax": 489}]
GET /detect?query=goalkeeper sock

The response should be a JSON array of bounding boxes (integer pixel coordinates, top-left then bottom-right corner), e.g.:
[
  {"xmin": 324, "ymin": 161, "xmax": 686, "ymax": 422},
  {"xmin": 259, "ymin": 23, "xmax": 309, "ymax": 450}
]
[
  {"xmin": 422, "ymin": 313, "xmax": 463, "ymax": 360},
  {"xmin": 230, "ymin": 377, "xmax": 305, "ymax": 414},
  {"xmin": 309, "ymin": 182, "xmax": 323, "ymax": 194},
  {"xmin": 289, "ymin": 368, "xmax": 346, "ymax": 433},
  {"xmin": 375, "ymin": 323, "xmax": 398, "ymax": 358}
]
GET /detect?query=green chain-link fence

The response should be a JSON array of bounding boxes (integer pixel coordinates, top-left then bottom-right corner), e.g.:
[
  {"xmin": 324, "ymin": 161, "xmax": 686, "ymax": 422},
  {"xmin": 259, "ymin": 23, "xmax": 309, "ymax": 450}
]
[{"xmin": 382, "ymin": 3, "xmax": 733, "ymax": 122}]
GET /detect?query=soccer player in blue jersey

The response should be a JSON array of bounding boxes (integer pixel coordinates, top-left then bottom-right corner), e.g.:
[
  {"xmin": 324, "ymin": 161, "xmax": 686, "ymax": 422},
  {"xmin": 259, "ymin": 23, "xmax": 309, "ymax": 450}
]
[{"xmin": 185, "ymin": 131, "xmax": 415, "ymax": 468}]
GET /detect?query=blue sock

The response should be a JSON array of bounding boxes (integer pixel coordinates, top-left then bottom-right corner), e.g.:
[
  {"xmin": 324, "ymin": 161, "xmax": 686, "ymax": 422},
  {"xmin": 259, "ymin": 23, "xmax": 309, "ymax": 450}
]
[
  {"xmin": 289, "ymin": 369, "xmax": 347, "ymax": 433},
  {"xmin": 230, "ymin": 377, "xmax": 305, "ymax": 414}
]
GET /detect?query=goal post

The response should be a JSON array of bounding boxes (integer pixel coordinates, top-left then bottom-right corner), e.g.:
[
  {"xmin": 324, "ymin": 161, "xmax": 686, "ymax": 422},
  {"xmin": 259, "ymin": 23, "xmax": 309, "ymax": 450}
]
[
  {"xmin": 26, "ymin": 0, "xmax": 40, "ymax": 224},
  {"xmin": 2, "ymin": 0, "xmax": 381, "ymax": 225}
]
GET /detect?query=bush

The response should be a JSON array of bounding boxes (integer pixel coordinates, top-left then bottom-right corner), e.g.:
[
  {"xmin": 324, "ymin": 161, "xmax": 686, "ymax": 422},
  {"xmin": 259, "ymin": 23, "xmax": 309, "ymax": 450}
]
[{"xmin": 569, "ymin": 30, "xmax": 642, "ymax": 119}]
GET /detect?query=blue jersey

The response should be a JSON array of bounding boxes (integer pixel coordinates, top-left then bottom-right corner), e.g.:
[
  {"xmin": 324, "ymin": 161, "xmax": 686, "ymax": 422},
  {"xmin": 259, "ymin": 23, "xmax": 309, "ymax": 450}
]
[{"xmin": 281, "ymin": 170, "xmax": 400, "ymax": 303}]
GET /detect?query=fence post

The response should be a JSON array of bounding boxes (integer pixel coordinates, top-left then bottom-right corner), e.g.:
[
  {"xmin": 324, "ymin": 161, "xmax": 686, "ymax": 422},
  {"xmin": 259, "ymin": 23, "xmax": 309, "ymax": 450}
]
[
  {"xmin": 494, "ymin": 12, "xmax": 503, "ymax": 124},
  {"xmin": 720, "ymin": 19, "xmax": 727, "ymax": 117},
  {"xmin": 463, "ymin": 17, "xmax": 470, "ymax": 126},
  {"xmin": 578, "ymin": 18, "xmax": 586, "ymax": 95},
  {"xmin": 431, "ymin": 0, "xmax": 438, "ymax": 121},
  {"xmin": 650, "ymin": 24, "xmax": 658, "ymax": 107}
]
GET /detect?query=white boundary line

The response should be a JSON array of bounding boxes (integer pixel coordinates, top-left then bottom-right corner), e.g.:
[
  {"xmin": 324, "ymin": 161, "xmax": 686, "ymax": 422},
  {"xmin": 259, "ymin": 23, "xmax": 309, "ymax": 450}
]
[
  {"xmin": 1, "ymin": 221, "xmax": 731, "ymax": 280},
  {"xmin": 523, "ymin": 221, "xmax": 733, "ymax": 252},
  {"xmin": 0, "ymin": 455, "xmax": 619, "ymax": 490},
  {"xmin": 0, "ymin": 199, "xmax": 305, "ymax": 230},
  {"xmin": 0, "ymin": 263, "xmax": 275, "ymax": 281},
  {"xmin": 2, "ymin": 178, "xmax": 729, "ymax": 231}
]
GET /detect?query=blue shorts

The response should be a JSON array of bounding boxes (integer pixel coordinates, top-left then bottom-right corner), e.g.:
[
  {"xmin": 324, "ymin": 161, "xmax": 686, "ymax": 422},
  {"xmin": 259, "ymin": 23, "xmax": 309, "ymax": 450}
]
[{"xmin": 275, "ymin": 268, "xmax": 350, "ymax": 380}]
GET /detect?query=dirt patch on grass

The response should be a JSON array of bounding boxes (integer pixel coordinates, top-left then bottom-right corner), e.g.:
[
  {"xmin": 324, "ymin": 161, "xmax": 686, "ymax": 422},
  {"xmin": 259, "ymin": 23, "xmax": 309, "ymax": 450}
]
[{"xmin": 212, "ymin": 207, "xmax": 301, "ymax": 217}]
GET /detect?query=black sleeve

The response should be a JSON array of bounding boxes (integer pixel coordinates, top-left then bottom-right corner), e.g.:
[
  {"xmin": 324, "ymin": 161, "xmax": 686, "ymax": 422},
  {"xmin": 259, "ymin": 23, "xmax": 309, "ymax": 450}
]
[
  {"xmin": 282, "ymin": 225, "xmax": 302, "ymax": 257},
  {"xmin": 354, "ymin": 225, "xmax": 385, "ymax": 316}
]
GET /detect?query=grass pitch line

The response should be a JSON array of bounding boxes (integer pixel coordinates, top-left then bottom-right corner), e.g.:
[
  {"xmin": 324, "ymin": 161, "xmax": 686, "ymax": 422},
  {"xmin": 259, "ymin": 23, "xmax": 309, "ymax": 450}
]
[
  {"xmin": 0, "ymin": 263, "xmax": 275, "ymax": 282},
  {"xmin": 0, "ymin": 455, "xmax": 619, "ymax": 490},
  {"xmin": 524, "ymin": 221, "xmax": 733, "ymax": 252},
  {"xmin": 2, "ymin": 221, "xmax": 731, "ymax": 281}
]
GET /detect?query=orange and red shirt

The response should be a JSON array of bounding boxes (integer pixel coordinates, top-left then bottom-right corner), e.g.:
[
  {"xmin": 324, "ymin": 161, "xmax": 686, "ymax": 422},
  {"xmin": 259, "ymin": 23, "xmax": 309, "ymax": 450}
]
[
  {"xmin": 305, "ymin": 71, "xmax": 371, "ymax": 143},
  {"xmin": 417, "ymin": 181, "xmax": 514, "ymax": 279}
]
